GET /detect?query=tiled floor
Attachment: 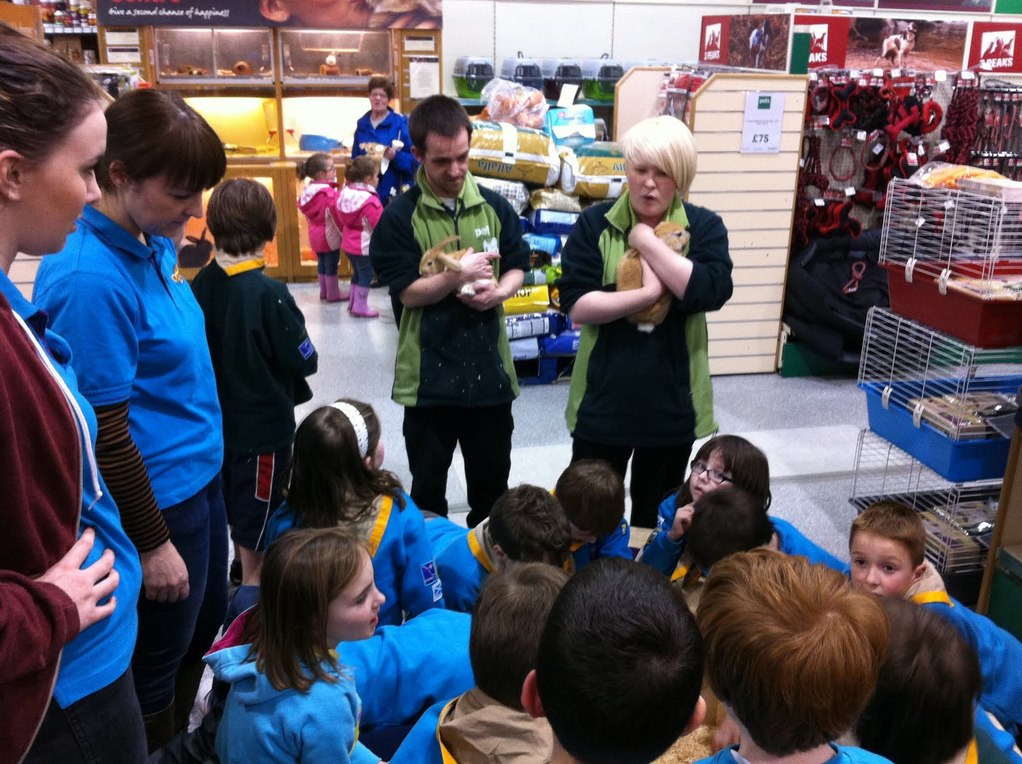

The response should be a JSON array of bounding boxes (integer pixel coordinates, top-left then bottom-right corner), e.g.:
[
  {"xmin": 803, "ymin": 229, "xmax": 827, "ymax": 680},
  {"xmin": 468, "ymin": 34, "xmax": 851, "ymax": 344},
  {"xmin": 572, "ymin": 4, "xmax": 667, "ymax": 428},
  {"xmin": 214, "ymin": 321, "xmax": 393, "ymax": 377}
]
[{"xmin": 295, "ymin": 283, "xmax": 868, "ymax": 562}]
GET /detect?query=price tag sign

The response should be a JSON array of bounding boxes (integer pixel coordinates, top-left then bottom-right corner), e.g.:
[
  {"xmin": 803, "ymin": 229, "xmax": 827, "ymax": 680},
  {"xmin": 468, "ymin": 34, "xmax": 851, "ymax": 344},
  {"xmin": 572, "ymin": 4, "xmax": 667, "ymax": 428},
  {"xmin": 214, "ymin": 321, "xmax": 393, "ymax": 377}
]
[{"xmin": 741, "ymin": 92, "xmax": 785, "ymax": 154}]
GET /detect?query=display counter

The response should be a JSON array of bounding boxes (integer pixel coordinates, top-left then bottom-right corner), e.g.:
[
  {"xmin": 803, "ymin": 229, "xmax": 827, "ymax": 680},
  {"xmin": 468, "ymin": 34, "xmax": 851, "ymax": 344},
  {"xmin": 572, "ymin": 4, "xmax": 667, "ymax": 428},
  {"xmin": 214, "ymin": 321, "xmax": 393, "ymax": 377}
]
[{"xmin": 175, "ymin": 161, "xmax": 328, "ymax": 283}]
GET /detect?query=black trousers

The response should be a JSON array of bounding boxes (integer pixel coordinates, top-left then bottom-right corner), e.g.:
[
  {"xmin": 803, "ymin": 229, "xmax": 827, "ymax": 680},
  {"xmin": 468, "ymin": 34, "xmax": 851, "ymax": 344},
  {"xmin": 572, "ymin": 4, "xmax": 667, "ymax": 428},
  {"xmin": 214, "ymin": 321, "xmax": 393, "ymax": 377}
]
[
  {"xmin": 25, "ymin": 669, "xmax": 147, "ymax": 764},
  {"xmin": 571, "ymin": 435, "xmax": 694, "ymax": 529},
  {"xmin": 403, "ymin": 403, "xmax": 514, "ymax": 527}
]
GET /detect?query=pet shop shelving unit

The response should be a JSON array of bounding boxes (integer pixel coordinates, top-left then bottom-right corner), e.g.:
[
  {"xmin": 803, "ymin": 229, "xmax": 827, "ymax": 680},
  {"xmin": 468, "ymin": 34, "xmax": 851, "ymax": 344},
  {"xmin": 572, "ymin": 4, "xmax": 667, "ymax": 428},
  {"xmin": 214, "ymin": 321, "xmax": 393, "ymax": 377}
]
[
  {"xmin": 857, "ymin": 306, "xmax": 1021, "ymax": 483},
  {"xmin": 850, "ymin": 429, "xmax": 1000, "ymax": 605},
  {"xmin": 853, "ymin": 173, "xmax": 1022, "ymax": 610},
  {"xmin": 614, "ymin": 67, "xmax": 809, "ymax": 375}
]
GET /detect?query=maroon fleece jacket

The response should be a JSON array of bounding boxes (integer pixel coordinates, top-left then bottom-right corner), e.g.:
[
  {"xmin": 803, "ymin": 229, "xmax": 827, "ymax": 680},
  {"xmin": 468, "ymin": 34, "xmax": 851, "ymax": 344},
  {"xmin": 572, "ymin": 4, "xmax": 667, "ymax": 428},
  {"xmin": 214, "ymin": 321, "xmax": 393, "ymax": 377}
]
[{"xmin": 0, "ymin": 295, "xmax": 82, "ymax": 760}]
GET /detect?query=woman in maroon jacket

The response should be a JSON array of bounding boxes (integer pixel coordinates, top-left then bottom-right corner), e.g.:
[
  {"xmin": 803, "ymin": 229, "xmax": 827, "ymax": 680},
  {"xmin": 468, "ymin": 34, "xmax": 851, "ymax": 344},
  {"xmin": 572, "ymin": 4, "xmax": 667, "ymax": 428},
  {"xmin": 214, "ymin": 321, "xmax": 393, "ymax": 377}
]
[{"xmin": 0, "ymin": 23, "xmax": 145, "ymax": 762}]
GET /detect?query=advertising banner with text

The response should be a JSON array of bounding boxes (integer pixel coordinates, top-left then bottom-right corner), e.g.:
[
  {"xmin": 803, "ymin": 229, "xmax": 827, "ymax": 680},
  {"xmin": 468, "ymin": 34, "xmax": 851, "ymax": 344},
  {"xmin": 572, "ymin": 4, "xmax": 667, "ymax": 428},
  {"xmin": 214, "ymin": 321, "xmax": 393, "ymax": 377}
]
[
  {"xmin": 969, "ymin": 22, "xmax": 1022, "ymax": 72},
  {"xmin": 98, "ymin": 0, "xmax": 442, "ymax": 29}
]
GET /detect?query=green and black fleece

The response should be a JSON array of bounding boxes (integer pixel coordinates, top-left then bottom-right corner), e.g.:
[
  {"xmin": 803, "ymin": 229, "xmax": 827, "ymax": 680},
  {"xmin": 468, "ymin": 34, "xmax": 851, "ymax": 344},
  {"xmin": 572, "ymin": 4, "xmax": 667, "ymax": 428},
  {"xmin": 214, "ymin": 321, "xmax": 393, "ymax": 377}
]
[
  {"xmin": 558, "ymin": 194, "xmax": 733, "ymax": 447},
  {"xmin": 370, "ymin": 167, "xmax": 530, "ymax": 408}
]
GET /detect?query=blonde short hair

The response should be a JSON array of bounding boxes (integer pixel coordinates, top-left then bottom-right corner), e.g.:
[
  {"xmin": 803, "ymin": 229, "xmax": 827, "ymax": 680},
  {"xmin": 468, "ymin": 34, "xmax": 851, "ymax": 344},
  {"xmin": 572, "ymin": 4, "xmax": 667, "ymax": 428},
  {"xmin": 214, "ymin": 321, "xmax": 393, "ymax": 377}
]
[{"xmin": 620, "ymin": 116, "xmax": 697, "ymax": 195}]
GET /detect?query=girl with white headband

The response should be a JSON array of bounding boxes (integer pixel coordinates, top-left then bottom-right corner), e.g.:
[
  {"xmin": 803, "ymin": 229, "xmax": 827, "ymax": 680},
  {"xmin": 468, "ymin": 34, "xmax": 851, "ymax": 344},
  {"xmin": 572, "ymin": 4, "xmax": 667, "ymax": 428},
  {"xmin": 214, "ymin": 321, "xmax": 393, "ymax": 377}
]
[{"xmin": 265, "ymin": 398, "xmax": 444, "ymax": 627}]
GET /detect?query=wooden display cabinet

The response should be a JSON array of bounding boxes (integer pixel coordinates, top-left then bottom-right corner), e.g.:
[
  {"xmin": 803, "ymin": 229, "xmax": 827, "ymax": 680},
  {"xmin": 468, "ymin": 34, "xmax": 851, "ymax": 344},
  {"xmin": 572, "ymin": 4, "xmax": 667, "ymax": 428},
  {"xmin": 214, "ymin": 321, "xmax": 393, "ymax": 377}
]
[
  {"xmin": 175, "ymin": 162, "xmax": 300, "ymax": 282},
  {"xmin": 98, "ymin": 26, "xmax": 154, "ymax": 83},
  {"xmin": 148, "ymin": 25, "xmax": 439, "ymax": 281},
  {"xmin": 0, "ymin": 3, "xmax": 43, "ymax": 39}
]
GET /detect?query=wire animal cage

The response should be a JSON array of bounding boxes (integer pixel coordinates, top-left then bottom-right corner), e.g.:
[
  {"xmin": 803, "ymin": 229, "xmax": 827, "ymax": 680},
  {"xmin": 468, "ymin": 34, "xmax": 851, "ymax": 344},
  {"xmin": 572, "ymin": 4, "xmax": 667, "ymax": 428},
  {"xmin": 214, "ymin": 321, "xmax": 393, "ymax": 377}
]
[
  {"xmin": 858, "ymin": 306, "xmax": 1021, "ymax": 481},
  {"xmin": 851, "ymin": 430, "xmax": 999, "ymax": 577},
  {"xmin": 879, "ymin": 177, "xmax": 1022, "ymax": 347}
]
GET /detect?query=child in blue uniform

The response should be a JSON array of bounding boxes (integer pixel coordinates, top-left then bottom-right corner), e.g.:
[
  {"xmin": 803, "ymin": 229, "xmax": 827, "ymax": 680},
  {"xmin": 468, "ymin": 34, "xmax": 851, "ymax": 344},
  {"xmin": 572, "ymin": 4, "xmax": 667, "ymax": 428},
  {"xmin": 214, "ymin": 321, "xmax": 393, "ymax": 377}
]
[
  {"xmin": 694, "ymin": 550, "xmax": 891, "ymax": 764},
  {"xmin": 852, "ymin": 597, "xmax": 1022, "ymax": 764},
  {"xmin": 428, "ymin": 485, "xmax": 572, "ymax": 612},
  {"xmin": 554, "ymin": 459, "xmax": 632, "ymax": 569},
  {"xmin": 391, "ymin": 563, "xmax": 568, "ymax": 763},
  {"xmin": 521, "ymin": 559, "xmax": 707, "ymax": 763},
  {"xmin": 192, "ymin": 178, "xmax": 318, "ymax": 623},
  {"xmin": 343, "ymin": 608, "xmax": 473, "ymax": 737},
  {"xmin": 640, "ymin": 434, "xmax": 771, "ymax": 576},
  {"xmin": 850, "ymin": 501, "xmax": 1022, "ymax": 738},
  {"xmin": 266, "ymin": 398, "xmax": 443, "ymax": 626},
  {"xmin": 685, "ymin": 485, "xmax": 849, "ymax": 577},
  {"xmin": 206, "ymin": 527, "xmax": 381, "ymax": 763}
]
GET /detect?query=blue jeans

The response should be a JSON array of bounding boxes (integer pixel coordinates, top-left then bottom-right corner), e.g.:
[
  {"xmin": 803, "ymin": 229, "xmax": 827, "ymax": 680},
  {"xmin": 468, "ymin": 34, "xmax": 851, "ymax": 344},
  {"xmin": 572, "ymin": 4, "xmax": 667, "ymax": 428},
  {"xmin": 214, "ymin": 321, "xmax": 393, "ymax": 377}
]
[
  {"xmin": 348, "ymin": 253, "xmax": 374, "ymax": 287},
  {"xmin": 25, "ymin": 669, "xmax": 146, "ymax": 763},
  {"xmin": 132, "ymin": 476, "xmax": 229, "ymax": 714},
  {"xmin": 316, "ymin": 250, "xmax": 341, "ymax": 276}
]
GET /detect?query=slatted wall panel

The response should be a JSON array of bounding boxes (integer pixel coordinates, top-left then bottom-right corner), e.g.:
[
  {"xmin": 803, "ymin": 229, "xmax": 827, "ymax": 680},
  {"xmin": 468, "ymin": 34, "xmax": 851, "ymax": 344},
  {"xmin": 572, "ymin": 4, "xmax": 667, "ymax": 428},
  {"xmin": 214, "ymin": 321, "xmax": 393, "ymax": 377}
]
[
  {"xmin": 687, "ymin": 74, "xmax": 806, "ymax": 375},
  {"xmin": 615, "ymin": 69, "xmax": 806, "ymax": 375}
]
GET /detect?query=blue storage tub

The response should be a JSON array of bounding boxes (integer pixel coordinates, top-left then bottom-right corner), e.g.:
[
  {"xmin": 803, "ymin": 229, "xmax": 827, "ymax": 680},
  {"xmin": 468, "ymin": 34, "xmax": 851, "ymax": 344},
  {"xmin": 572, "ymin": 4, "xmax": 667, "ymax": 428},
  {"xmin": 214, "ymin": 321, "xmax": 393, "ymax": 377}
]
[
  {"xmin": 541, "ymin": 328, "xmax": 580, "ymax": 357},
  {"xmin": 523, "ymin": 232, "xmax": 561, "ymax": 259},
  {"xmin": 529, "ymin": 208, "xmax": 578, "ymax": 236},
  {"xmin": 861, "ymin": 379, "xmax": 1020, "ymax": 483},
  {"xmin": 299, "ymin": 133, "xmax": 340, "ymax": 152},
  {"xmin": 515, "ymin": 356, "xmax": 572, "ymax": 385}
]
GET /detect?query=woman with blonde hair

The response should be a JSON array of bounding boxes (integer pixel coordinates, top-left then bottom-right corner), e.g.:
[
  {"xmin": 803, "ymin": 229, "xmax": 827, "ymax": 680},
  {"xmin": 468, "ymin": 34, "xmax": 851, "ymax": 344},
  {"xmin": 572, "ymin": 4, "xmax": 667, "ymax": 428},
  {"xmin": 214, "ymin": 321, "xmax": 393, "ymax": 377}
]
[{"xmin": 559, "ymin": 115, "xmax": 734, "ymax": 528}]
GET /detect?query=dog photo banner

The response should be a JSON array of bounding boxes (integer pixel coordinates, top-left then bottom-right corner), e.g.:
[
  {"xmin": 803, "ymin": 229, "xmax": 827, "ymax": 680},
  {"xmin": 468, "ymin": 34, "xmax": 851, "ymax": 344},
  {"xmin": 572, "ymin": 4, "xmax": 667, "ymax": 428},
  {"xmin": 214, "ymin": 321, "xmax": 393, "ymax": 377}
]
[
  {"xmin": 754, "ymin": 0, "xmax": 991, "ymax": 7},
  {"xmin": 704, "ymin": 14, "xmax": 791, "ymax": 71},
  {"xmin": 877, "ymin": 0, "xmax": 991, "ymax": 10},
  {"xmin": 845, "ymin": 18, "xmax": 969, "ymax": 72}
]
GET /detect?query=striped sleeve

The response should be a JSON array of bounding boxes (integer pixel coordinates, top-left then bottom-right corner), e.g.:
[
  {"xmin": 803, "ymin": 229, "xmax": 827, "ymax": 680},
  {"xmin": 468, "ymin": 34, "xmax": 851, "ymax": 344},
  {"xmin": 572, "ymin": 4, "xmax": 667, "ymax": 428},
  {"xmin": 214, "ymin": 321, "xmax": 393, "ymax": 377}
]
[{"xmin": 94, "ymin": 401, "xmax": 170, "ymax": 553}]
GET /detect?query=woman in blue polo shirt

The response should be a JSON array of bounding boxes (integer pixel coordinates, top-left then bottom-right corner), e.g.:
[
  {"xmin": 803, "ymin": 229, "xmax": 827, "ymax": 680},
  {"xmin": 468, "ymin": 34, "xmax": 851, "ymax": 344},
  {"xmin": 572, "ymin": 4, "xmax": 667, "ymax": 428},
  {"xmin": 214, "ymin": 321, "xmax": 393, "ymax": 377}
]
[
  {"xmin": 34, "ymin": 89, "xmax": 228, "ymax": 752},
  {"xmin": 0, "ymin": 25, "xmax": 144, "ymax": 762}
]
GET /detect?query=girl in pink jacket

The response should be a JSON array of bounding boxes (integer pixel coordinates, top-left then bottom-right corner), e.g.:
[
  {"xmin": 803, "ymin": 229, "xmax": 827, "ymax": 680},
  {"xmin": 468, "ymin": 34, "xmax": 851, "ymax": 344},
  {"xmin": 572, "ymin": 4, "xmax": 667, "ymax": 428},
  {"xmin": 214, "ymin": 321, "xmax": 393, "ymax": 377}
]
[
  {"xmin": 331, "ymin": 156, "xmax": 384, "ymax": 318},
  {"xmin": 297, "ymin": 153, "xmax": 346, "ymax": 303}
]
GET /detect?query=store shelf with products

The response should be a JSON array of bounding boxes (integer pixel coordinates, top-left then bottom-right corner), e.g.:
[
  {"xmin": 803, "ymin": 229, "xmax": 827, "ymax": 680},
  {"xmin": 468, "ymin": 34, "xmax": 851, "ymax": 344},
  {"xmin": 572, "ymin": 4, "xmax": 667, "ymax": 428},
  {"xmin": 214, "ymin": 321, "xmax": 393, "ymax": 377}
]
[{"xmin": 853, "ymin": 146, "xmax": 1022, "ymax": 616}]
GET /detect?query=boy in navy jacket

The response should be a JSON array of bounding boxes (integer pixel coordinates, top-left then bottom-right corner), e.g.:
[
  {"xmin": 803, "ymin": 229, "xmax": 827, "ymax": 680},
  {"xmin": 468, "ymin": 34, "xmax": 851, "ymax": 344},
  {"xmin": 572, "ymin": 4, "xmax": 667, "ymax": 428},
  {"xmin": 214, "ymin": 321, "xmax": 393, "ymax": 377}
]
[{"xmin": 192, "ymin": 178, "xmax": 318, "ymax": 615}]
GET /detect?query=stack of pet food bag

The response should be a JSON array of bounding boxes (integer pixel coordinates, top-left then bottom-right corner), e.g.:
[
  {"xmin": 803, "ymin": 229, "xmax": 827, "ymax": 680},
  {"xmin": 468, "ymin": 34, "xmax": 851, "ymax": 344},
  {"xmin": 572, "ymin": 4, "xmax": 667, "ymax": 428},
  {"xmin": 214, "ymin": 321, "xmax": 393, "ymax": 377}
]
[{"xmin": 467, "ymin": 77, "xmax": 626, "ymax": 383}]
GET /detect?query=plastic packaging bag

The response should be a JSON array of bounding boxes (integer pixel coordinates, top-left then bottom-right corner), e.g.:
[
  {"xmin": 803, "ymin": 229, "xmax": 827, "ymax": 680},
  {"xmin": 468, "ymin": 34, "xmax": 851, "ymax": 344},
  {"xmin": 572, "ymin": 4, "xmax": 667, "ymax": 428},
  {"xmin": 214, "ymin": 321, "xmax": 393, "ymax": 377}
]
[
  {"xmin": 479, "ymin": 77, "xmax": 548, "ymax": 129},
  {"xmin": 910, "ymin": 161, "xmax": 1005, "ymax": 189}
]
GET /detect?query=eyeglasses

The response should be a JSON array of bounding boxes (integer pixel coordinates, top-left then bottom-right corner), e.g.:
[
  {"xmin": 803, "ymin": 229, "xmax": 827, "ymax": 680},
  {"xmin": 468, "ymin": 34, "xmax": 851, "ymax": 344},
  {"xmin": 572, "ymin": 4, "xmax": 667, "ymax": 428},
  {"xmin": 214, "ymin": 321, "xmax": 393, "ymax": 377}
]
[{"xmin": 690, "ymin": 460, "xmax": 731, "ymax": 485}]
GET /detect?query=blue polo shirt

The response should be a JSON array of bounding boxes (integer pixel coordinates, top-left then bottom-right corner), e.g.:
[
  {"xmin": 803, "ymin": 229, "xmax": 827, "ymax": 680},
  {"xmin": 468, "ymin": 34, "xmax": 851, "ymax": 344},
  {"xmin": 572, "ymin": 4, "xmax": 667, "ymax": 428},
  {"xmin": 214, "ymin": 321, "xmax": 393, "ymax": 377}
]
[
  {"xmin": 34, "ymin": 205, "xmax": 223, "ymax": 508},
  {"xmin": 0, "ymin": 270, "xmax": 141, "ymax": 707}
]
